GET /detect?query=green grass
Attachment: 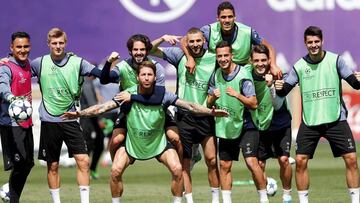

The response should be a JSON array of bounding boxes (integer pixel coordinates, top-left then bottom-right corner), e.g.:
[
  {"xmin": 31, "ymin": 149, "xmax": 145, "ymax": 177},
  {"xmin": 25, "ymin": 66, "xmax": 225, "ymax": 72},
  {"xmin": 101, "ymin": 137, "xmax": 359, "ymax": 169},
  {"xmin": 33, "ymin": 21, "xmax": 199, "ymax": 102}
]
[{"xmin": 0, "ymin": 142, "xmax": 359, "ymax": 202}]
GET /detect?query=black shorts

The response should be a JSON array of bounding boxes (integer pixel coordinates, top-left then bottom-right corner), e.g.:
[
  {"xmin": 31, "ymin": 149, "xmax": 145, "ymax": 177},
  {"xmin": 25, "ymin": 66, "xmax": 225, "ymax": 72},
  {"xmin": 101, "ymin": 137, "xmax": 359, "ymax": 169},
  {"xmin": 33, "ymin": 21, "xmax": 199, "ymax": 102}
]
[
  {"xmin": 258, "ymin": 127, "xmax": 291, "ymax": 161},
  {"xmin": 38, "ymin": 121, "xmax": 88, "ymax": 162},
  {"xmin": 176, "ymin": 112, "xmax": 215, "ymax": 158},
  {"xmin": 219, "ymin": 129, "xmax": 259, "ymax": 161},
  {"xmin": 113, "ymin": 109, "xmax": 176, "ymax": 130},
  {"xmin": 0, "ymin": 126, "xmax": 34, "ymax": 171},
  {"xmin": 296, "ymin": 121, "xmax": 356, "ymax": 158},
  {"xmin": 124, "ymin": 141, "xmax": 174, "ymax": 164}
]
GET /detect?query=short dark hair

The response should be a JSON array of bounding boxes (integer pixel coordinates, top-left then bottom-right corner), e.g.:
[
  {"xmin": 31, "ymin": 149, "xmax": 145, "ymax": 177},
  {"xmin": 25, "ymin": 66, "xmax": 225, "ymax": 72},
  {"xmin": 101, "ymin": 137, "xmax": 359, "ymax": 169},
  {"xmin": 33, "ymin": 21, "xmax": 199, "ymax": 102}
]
[
  {"xmin": 127, "ymin": 34, "xmax": 153, "ymax": 53},
  {"xmin": 215, "ymin": 41, "xmax": 232, "ymax": 53},
  {"xmin": 251, "ymin": 44, "xmax": 270, "ymax": 59},
  {"xmin": 304, "ymin": 26, "xmax": 323, "ymax": 41},
  {"xmin": 187, "ymin": 27, "xmax": 203, "ymax": 35},
  {"xmin": 11, "ymin": 32, "xmax": 30, "ymax": 43},
  {"xmin": 217, "ymin": 1, "xmax": 235, "ymax": 16},
  {"xmin": 138, "ymin": 61, "xmax": 156, "ymax": 75}
]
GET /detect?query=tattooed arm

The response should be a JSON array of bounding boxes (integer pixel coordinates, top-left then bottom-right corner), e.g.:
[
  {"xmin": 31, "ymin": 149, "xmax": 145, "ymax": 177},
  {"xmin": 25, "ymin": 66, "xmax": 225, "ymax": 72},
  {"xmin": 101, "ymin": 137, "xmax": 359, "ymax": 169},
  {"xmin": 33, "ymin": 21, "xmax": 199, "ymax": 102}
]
[
  {"xmin": 174, "ymin": 99, "xmax": 228, "ymax": 117},
  {"xmin": 62, "ymin": 100, "xmax": 119, "ymax": 120}
]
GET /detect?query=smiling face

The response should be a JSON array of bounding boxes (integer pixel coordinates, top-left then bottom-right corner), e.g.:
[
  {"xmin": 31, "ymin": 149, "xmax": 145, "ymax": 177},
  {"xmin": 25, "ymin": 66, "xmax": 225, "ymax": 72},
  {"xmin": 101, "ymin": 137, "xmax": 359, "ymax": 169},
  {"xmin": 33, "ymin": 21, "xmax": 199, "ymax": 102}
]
[
  {"xmin": 131, "ymin": 41, "xmax": 147, "ymax": 64},
  {"xmin": 187, "ymin": 32, "xmax": 205, "ymax": 57},
  {"xmin": 10, "ymin": 37, "xmax": 31, "ymax": 62},
  {"xmin": 48, "ymin": 35, "xmax": 66, "ymax": 60},
  {"xmin": 216, "ymin": 46, "xmax": 232, "ymax": 71},
  {"xmin": 305, "ymin": 35, "xmax": 323, "ymax": 58},
  {"xmin": 251, "ymin": 52, "xmax": 270, "ymax": 76},
  {"xmin": 217, "ymin": 9, "xmax": 236, "ymax": 34}
]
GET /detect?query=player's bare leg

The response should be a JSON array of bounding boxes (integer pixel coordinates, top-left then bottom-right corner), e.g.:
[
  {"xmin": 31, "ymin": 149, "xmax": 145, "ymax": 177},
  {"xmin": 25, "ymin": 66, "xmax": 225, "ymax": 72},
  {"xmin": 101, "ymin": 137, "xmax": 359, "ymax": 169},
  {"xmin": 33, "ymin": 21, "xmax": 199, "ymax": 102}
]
[
  {"xmin": 166, "ymin": 126, "xmax": 183, "ymax": 162},
  {"xmin": 109, "ymin": 128, "xmax": 126, "ymax": 161},
  {"xmin": 159, "ymin": 148, "xmax": 183, "ymax": 198},
  {"xmin": 343, "ymin": 152, "xmax": 360, "ymax": 203},
  {"xmin": 110, "ymin": 147, "xmax": 131, "ymax": 198},
  {"xmin": 74, "ymin": 154, "xmax": 90, "ymax": 203},
  {"xmin": 202, "ymin": 136, "xmax": 220, "ymax": 203}
]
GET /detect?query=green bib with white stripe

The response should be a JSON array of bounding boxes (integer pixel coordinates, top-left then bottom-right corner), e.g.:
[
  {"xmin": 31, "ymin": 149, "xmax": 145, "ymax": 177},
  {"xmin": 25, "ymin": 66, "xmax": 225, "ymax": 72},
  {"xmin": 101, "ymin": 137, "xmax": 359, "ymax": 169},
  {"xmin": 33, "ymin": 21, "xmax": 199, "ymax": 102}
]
[
  {"xmin": 214, "ymin": 65, "xmax": 253, "ymax": 139},
  {"xmin": 177, "ymin": 50, "xmax": 216, "ymax": 106},
  {"xmin": 40, "ymin": 55, "xmax": 83, "ymax": 116},
  {"xmin": 209, "ymin": 22, "xmax": 251, "ymax": 65},
  {"xmin": 125, "ymin": 86, "xmax": 167, "ymax": 159},
  {"xmin": 294, "ymin": 51, "xmax": 341, "ymax": 126}
]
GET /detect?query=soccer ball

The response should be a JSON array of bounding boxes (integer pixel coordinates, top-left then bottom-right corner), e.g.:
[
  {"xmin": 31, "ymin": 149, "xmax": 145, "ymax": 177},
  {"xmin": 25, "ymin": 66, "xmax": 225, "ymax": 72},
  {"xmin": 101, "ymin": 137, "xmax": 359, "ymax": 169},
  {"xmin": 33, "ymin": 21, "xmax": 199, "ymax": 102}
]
[
  {"xmin": 8, "ymin": 98, "xmax": 32, "ymax": 122},
  {"xmin": 0, "ymin": 183, "xmax": 10, "ymax": 202},
  {"xmin": 266, "ymin": 177, "xmax": 278, "ymax": 196}
]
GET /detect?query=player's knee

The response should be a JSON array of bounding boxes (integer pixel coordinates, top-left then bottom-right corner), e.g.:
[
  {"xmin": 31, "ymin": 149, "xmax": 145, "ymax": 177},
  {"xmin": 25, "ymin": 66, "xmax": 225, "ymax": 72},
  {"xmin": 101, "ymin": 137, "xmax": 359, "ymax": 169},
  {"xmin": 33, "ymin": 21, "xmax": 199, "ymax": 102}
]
[
  {"xmin": 279, "ymin": 156, "xmax": 290, "ymax": 166},
  {"xmin": 75, "ymin": 154, "xmax": 90, "ymax": 169},
  {"xmin": 111, "ymin": 166, "xmax": 124, "ymax": 180},
  {"xmin": 343, "ymin": 153, "xmax": 359, "ymax": 170},
  {"xmin": 245, "ymin": 157, "xmax": 260, "ymax": 172},
  {"xmin": 170, "ymin": 163, "xmax": 182, "ymax": 180},
  {"xmin": 48, "ymin": 162, "xmax": 60, "ymax": 173},
  {"xmin": 295, "ymin": 155, "xmax": 308, "ymax": 171},
  {"xmin": 219, "ymin": 160, "xmax": 232, "ymax": 172},
  {"xmin": 258, "ymin": 160, "xmax": 266, "ymax": 169},
  {"xmin": 205, "ymin": 155, "xmax": 217, "ymax": 168}
]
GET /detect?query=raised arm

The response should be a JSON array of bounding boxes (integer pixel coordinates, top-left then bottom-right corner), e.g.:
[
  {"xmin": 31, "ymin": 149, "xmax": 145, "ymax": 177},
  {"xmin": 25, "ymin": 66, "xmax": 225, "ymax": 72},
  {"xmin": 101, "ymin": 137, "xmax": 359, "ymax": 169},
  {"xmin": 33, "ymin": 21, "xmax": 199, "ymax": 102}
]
[
  {"xmin": 180, "ymin": 36, "xmax": 196, "ymax": 74},
  {"xmin": 261, "ymin": 38, "xmax": 282, "ymax": 79},
  {"xmin": 99, "ymin": 52, "xmax": 120, "ymax": 84},
  {"xmin": 151, "ymin": 35, "xmax": 181, "ymax": 58}
]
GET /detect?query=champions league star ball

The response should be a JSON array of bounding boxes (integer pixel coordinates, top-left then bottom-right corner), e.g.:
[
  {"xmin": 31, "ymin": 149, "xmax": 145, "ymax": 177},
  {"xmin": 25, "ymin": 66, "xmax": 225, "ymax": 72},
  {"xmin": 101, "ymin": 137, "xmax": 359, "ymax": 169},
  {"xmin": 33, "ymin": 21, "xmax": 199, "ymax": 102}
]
[
  {"xmin": 0, "ymin": 183, "xmax": 10, "ymax": 202},
  {"xmin": 266, "ymin": 177, "xmax": 278, "ymax": 196},
  {"xmin": 8, "ymin": 99, "xmax": 32, "ymax": 122}
]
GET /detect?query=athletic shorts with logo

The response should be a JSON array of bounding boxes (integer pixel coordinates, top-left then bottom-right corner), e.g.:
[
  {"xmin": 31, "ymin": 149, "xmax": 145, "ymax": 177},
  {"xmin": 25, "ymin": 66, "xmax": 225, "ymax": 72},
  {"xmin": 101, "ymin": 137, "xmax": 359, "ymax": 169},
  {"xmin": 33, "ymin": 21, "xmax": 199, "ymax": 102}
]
[
  {"xmin": 219, "ymin": 129, "xmax": 259, "ymax": 161},
  {"xmin": 38, "ymin": 121, "xmax": 88, "ymax": 162},
  {"xmin": 258, "ymin": 127, "xmax": 291, "ymax": 161},
  {"xmin": 296, "ymin": 120, "xmax": 356, "ymax": 158},
  {"xmin": 176, "ymin": 112, "xmax": 215, "ymax": 159}
]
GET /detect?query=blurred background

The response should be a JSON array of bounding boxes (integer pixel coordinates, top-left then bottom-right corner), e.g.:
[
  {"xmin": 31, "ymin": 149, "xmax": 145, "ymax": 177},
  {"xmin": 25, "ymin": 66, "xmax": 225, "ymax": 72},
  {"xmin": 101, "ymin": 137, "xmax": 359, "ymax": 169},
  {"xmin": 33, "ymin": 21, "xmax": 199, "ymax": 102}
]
[{"xmin": 1, "ymin": 0, "xmax": 360, "ymax": 150}]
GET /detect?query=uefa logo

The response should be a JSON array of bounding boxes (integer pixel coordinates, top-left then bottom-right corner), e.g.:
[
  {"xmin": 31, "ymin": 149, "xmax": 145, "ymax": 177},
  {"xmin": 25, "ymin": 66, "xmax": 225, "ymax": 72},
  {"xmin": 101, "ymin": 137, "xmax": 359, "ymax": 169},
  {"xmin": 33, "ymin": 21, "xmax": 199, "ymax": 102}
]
[{"xmin": 119, "ymin": 0, "xmax": 196, "ymax": 23}]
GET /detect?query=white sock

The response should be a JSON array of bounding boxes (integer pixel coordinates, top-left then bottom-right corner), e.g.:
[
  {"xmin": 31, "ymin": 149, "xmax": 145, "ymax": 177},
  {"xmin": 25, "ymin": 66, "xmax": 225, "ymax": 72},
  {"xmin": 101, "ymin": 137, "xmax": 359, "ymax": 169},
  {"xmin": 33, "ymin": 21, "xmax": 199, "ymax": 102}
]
[
  {"xmin": 112, "ymin": 197, "xmax": 121, "ymax": 203},
  {"xmin": 349, "ymin": 187, "xmax": 360, "ymax": 203},
  {"xmin": 49, "ymin": 188, "xmax": 61, "ymax": 203},
  {"xmin": 211, "ymin": 187, "xmax": 220, "ymax": 203},
  {"xmin": 79, "ymin": 185, "xmax": 90, "ymax": 203},
  {"xmin": 298, "ymin": 190, "xmax": 309, "ymax": 203},
  {"xmin": 184, "ymin": 193, "xmax": 193, "ymax": 203},
  {"xmin": 257, "ymin": 189, "xmax": 268, "ymax": 202},
  {"xmin": 173, "ymin": 196, "xmax": 182, "ymax": 203},
  {"xmin": 283, "ymin": 188, "xmax": 292, "ymax": 201},
  {"xmin": 221, "ymin": 190, "xmax": 232, "ymax": 203}
]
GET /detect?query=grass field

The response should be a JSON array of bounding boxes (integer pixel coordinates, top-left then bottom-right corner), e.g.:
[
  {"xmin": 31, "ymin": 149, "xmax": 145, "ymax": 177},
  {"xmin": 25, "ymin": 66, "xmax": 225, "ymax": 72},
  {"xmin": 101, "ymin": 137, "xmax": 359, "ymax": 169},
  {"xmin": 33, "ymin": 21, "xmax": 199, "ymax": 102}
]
[{"xmin": 0, "ymin": 142, "xmax": 359, "ymax": 203}]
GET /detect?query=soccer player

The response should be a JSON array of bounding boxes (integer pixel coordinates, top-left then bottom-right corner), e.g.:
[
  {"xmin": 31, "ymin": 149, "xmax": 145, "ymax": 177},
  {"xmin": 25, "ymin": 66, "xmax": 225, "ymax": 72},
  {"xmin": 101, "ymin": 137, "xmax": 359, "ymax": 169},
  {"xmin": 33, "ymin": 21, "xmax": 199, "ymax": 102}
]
[
  {"xmin": 249, "ymin": 44, "xmax": 293, "ymax": 203},
  {"xmin": 182, "ymin": 1, "xmax": 281, "ymax": 77},
  {"xmin": 100, "ymin": 34, "xmax": 181, "ymax": 161},
  {"xmin": 275, "ymin": 26, "xmax": 360, "ymax": 203},
  {"xmin": 62, "ymin": 61, "xmax": 228, "ymax": 203},
  {"xmin": 30, "ymin": 27, "xmax": 102, "ymax": 203},
  {"xmin": 0, "ymin": 32, "xmax": 34, "ymax": 203},
  {"xmin": 150, "ymin": 28, "xmax": 220, "ymax": 203},
  {"xmin": 208, "ymin": 41, "xmax": 269, "ymax": 203}
]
